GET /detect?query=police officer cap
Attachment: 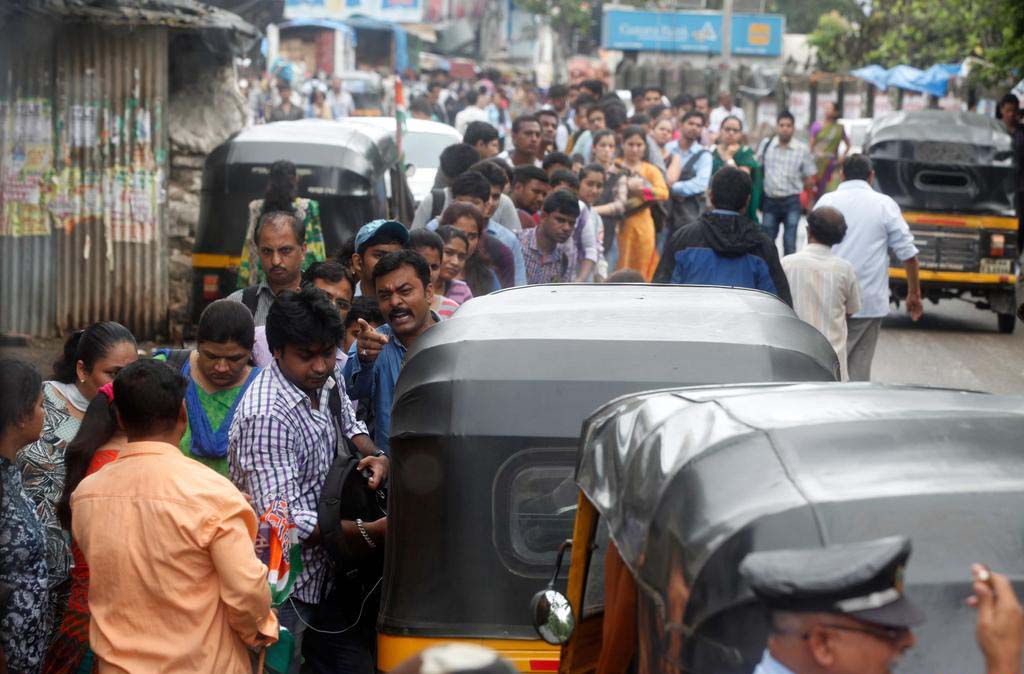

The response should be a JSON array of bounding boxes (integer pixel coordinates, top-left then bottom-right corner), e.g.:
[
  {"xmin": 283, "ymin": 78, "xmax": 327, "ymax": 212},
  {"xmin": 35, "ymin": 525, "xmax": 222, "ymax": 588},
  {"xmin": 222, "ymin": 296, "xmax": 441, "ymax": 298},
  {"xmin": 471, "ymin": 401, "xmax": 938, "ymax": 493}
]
[{"xmin": 739, "ymin": 535, "xmax": 926, "ymax": 628}]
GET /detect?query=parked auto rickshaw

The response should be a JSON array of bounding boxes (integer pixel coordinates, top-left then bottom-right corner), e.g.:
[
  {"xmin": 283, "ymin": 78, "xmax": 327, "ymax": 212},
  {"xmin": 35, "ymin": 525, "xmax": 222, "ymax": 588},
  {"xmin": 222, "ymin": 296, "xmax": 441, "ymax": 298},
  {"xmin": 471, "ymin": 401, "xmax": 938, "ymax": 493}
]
[
  {"xmin": 546, "ymin": 382, "xmax": 1024, "ymax": 674},
  {"xmin": 336, "ymin": 70, "xmax": 386, "ymax": 116},
  {"xmin": 190, "ymin": 119, "xmax": 414, "ymax": 322},
  {"xmin": 377, "ymin": 285, "xmax": 839, "ymax": 672},
  {"xmin": 865, "ymin": 110, "xmax": 1020, "ymax": 332}
]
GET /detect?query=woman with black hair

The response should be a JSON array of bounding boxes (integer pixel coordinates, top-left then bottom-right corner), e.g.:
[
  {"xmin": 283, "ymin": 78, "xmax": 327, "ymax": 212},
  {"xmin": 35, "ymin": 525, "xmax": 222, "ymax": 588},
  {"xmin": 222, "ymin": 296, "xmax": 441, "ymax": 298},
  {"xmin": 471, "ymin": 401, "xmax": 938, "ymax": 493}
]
[
  {"xmin": 155, "ymin": 299, "xmax": 258, "ymax": 476},
  {"xmin": 42, "ymin": 384, "xmax": 124, "ymax": 674},
  {"xmin": 236, "ymin": 159, "xmax": 327, "ymax": 288},
  {"xmin": 0, "ymin": 359, "xmax": 48, "ymax": 674},
  {"xmin": 17, "ymin": 322, "xmax": 136, "ymax": 641},
  {"xmin": 438, "ymin": 202, "xmax": 514, "ymax": 296}
]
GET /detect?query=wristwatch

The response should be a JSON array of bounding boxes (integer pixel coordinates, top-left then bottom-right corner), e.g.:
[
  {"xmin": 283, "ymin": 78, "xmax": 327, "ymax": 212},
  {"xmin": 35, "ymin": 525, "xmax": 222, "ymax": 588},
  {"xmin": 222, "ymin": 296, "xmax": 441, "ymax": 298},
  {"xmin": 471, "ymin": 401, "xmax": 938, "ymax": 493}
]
[{"xmin": 373, "ymin": 449, "xmax": 386, "ymax": 458}]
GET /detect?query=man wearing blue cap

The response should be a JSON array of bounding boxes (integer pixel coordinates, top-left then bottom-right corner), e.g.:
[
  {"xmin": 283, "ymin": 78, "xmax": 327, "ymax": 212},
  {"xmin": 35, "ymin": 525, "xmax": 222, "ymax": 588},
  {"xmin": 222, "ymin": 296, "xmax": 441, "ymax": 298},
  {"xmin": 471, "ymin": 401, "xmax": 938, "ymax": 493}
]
[
  {"xmin": 740, "ymin": 536, "xmax": 1024, "ymax": 674},
  {"xmin": 349, "ymin": 219, "xmax": 410, "ymax": 298}
]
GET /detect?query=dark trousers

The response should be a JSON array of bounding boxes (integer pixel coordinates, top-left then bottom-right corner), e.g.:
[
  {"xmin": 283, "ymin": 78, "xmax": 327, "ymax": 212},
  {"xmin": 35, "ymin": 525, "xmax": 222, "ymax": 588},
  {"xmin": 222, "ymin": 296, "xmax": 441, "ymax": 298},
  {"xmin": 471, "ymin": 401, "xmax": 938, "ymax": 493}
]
[
  {"xmin": 761, "ymin": 194, "xmax": 802, "ymax": 256},
  {"xmin": 279, "ymin": 582, "xmax": 378, "ymax": 674}
]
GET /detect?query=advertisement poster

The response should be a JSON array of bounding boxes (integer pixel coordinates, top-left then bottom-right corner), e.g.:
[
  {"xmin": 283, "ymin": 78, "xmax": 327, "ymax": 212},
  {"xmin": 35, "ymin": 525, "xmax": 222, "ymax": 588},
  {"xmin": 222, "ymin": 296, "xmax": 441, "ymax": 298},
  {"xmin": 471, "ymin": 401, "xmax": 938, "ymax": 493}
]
[
  {"xmin": 106, "ymin": 168, "xmax": 158, "ymax": 244},
  {"xmin": 0, "ymin": 98, "xmax": 53, "ymax": 237}
]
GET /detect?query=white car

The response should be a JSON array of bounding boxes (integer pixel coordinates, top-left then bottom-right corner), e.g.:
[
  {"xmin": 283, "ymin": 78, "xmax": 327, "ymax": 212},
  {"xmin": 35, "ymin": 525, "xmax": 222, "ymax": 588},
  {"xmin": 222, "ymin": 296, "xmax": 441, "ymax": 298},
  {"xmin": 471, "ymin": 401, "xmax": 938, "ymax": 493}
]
[{"xmin": 346, "ymin": 117, "xmax": 462, "ymax": 205}]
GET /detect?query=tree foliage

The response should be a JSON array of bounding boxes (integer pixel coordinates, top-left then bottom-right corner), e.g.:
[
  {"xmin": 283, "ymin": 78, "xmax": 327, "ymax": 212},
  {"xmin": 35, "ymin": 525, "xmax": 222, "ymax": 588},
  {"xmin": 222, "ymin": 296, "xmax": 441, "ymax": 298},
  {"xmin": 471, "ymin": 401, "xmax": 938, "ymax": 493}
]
[{"xmin": 806, "ymin": 0, "xmax": 1023, "ymax": 86}]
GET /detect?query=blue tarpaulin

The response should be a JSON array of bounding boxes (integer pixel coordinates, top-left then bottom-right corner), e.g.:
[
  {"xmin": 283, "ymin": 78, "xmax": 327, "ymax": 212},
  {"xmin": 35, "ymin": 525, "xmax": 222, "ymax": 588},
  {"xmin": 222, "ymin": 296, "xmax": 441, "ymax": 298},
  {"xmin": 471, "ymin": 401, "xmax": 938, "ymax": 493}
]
[{"xmin": 851, "ymin": 63, "xmax": 960, "ymax": 97}]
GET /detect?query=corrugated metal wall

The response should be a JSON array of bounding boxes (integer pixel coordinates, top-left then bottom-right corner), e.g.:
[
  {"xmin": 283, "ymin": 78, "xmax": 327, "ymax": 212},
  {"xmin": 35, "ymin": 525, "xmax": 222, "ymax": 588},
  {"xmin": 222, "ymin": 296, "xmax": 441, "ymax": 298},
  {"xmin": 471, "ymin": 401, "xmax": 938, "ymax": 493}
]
[
  {"xmin": 0, "ymin": 21, "xmax": 169, "ymax": 338},
  {"xmin": 0, "ymin": 21, "xmax": 57, "ymax": 337}
]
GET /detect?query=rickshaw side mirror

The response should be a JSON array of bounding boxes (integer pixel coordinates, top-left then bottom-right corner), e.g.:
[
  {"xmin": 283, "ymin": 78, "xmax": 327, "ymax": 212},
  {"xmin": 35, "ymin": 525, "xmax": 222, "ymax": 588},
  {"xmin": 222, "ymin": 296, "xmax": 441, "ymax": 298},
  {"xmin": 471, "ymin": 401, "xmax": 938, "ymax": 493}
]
[
  {"xmin": 530, "ymin": 539, "xmax": 575, "ymax": 644},
  {"xmin": 405, "ymin": 162, "xmax": 417, "ymax": 178},
  {"xmin": 531, "ymin": 588, "xmax": 575, "ymax": 645}
]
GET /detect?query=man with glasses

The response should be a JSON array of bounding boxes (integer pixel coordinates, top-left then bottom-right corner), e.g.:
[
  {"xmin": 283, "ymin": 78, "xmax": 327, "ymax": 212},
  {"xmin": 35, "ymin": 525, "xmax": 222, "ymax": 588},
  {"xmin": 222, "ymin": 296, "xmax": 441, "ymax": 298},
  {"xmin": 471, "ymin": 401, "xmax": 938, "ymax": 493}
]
[{"xmin": 740, "ymin": 536, "xmax": 1024, "ymax": 674}]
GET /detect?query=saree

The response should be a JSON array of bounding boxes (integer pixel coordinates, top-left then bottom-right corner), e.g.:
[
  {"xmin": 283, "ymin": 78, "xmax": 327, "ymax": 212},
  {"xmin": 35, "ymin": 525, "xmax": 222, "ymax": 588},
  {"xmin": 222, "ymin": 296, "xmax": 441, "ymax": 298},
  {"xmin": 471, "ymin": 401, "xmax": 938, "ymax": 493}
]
[{"xmin": 811, "ymin": 121, "xmax": 847, "ymax": 198}]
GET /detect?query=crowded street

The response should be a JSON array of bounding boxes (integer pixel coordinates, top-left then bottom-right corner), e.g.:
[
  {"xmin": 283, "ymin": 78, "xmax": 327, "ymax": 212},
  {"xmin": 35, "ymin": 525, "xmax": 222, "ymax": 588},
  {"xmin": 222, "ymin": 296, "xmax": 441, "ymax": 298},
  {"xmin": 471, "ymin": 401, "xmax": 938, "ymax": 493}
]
[{"xmin": 2, "ymin": 1, "xmax": 1024, "ymax": 674}]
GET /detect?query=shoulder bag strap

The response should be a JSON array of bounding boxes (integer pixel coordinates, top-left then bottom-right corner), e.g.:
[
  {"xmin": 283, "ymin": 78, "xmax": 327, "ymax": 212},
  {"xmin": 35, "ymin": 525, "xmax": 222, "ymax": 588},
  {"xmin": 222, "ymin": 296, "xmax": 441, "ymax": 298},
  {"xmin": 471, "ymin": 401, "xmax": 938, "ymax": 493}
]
[{"xmin": 241, "ymin": 286, "xmax": 260, "ymax": 317}]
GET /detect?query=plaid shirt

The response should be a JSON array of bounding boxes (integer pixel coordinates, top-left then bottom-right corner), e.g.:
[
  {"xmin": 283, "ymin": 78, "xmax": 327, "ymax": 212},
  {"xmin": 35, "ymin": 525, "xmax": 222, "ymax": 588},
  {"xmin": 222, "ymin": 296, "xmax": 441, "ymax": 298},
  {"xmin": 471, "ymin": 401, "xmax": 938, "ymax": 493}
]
[
  {"xmin": 228, "ymin": 361, "xmax": 367, "ymax": 604},
  {"xmin": 760, "ymin": 137, "xmax": 817, "ymax": 198},
  {"xmin": 517, "ymin": 227, "xmax": 577, "ymax": 285}
]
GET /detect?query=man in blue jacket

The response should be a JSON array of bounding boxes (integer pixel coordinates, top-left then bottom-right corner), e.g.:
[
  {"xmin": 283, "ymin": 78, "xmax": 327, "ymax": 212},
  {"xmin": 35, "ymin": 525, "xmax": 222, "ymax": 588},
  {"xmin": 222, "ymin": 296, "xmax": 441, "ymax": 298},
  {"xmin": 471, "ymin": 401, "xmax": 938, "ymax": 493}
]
[{"xmin": 653, "ymin": 166, "xmax": 792, "ymax": 307}]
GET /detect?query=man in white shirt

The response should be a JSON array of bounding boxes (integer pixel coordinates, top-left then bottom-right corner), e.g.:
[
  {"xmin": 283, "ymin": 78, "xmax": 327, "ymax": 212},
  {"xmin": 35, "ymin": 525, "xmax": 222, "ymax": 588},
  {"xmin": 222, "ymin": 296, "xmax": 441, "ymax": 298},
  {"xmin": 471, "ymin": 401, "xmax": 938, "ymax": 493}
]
[
  {"xmin": 783, "ymin": 207, "xmax": 861, "ymax": 380},
  {"xmin": 708, "ymin": 90, "xmax": 746, "ymax": 135},
  {"xmin": 454, "ymin": 88, "xmax": 490, "ymax": 135},
  {"xmin": 814, "ymin": 155, "xmax": 923, "ymax": 381}
]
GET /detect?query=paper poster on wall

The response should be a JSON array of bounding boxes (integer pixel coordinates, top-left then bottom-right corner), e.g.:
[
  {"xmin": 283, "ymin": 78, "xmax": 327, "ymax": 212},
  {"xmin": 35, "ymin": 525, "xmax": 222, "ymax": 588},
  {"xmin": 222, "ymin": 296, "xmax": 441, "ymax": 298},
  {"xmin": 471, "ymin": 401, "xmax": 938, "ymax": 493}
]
[
  {"xmin": 106, "ymin": 168, "xmax": 158, "ymax": 244},
  {"xmin": 0, "ymin": 98, "xmax": 53, "ymax": 237},
  {"xmin": 71, "ymin": 104, "xmax": 97, "ymax": 148}
]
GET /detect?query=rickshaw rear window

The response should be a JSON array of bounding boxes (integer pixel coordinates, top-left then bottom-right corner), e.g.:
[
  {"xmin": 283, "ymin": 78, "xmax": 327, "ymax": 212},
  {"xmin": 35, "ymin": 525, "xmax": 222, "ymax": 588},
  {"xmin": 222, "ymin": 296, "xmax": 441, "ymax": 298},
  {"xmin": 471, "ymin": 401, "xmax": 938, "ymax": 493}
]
[{"xmin": 493, "ymin": 448, "xmax": 578, "ymax": 578}]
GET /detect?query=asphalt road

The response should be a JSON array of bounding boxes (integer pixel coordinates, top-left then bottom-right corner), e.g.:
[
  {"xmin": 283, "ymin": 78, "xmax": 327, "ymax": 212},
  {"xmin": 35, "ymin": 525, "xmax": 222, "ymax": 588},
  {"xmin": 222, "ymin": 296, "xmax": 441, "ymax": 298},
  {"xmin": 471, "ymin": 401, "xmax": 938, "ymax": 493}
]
[{"xmin": 872, "ymin": 299, "xmax": 1024, "ymax": 394}]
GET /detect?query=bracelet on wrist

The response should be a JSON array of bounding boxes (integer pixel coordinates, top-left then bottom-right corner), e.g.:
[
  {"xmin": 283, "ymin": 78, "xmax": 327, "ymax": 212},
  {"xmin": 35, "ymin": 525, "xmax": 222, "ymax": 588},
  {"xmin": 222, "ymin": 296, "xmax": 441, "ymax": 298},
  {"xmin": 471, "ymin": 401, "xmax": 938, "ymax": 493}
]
[{"xmin": 355, "ymin": 518, "xmax": 377, "ymax": 549}]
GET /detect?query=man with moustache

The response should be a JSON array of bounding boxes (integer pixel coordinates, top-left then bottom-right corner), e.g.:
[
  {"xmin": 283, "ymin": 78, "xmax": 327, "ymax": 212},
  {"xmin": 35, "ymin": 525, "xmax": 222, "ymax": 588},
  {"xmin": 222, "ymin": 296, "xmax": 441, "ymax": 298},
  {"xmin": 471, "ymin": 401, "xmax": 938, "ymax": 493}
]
[
  {"xmin": 343, "ymin": 250, "xmax": 440, "ymax": 454},
  {"xmin": 228, "ymin": 211, "xmax": 306, "ymax": 326}
]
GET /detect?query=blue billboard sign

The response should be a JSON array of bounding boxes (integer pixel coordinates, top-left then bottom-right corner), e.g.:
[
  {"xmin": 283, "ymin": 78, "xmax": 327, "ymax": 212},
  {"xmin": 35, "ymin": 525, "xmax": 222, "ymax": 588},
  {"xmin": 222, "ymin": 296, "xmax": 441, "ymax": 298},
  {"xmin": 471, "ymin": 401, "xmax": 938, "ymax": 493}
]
[{"xmin": 602, "ymin": 9, "xmax": 784, "ymax": 57}]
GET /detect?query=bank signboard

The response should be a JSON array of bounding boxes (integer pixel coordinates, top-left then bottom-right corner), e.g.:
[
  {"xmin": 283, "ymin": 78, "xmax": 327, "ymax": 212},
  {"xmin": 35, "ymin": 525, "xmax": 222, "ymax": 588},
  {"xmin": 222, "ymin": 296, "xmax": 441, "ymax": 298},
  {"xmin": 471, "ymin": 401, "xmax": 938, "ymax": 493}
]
[{"xmin": 602, "ymin": 8, "xmax": 784, "ymax": 57}]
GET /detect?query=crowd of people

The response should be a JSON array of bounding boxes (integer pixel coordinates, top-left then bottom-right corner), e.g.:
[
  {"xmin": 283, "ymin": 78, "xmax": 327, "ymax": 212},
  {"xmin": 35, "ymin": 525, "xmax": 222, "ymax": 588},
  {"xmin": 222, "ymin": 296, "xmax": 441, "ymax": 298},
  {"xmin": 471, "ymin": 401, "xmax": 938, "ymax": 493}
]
[{"xmin": 3, "ymin": 73, "xmax": 1024, "ymax": 674}]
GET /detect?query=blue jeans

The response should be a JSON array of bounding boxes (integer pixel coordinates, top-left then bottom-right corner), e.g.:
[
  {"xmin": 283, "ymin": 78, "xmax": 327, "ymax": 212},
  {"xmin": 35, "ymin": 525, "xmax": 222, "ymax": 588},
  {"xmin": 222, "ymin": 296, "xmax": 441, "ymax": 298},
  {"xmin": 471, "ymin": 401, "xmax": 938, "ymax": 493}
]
[
  {"xmin": 761, "ymin": 194, "xmax": 801, "ymax": 256},
  {"xmin": 277, "ymin": 586, "xmax": 377, "ymax": 674}
]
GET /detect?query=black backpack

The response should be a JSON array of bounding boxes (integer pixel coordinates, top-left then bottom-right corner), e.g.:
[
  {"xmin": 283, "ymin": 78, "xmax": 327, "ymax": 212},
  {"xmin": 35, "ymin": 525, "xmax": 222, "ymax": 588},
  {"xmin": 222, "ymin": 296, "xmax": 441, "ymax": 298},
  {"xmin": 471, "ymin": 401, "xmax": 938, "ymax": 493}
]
[
  {"xmin": 240, "ymin": 286, "xmax": 260, "ymax": 317},
  {"xmin": 317, "ymin": 387, "xmax": 386, "ymax": 584}
]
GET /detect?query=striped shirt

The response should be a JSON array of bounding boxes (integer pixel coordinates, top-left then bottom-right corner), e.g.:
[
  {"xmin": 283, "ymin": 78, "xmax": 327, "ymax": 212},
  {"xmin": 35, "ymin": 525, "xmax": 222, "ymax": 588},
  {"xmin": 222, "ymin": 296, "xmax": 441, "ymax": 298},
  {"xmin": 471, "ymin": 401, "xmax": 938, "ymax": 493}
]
[
  {"xmin": 782, "ymin": 243, "xmax": 862, "ymax": 380},
  {"xmin": 226, "ymin": 283, "xmax": 276, "ymax": 327},
  {"xmin": 228, "ymin": 361, "xmax": 367, "ymax": 603}
]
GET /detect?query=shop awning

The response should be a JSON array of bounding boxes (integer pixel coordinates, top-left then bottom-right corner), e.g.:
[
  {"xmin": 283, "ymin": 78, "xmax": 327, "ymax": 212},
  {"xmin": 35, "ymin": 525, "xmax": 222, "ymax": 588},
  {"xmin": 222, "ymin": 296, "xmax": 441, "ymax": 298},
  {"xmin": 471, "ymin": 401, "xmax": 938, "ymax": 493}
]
[
  {"xmin": 851, "ymin": 63, "xmax": 961, "ymax": 97},
  {"xmin": 401, "ymin": 22, "xmax": 437, "ymax": 44}
]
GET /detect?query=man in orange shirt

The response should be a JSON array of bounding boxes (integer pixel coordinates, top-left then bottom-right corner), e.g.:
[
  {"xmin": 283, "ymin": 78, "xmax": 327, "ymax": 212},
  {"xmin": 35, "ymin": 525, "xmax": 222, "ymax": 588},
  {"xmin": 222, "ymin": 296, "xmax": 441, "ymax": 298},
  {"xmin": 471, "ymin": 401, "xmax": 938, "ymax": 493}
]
[{"xmin": 72, "ymin": 359, "xmax": 278, "ymax": 673}]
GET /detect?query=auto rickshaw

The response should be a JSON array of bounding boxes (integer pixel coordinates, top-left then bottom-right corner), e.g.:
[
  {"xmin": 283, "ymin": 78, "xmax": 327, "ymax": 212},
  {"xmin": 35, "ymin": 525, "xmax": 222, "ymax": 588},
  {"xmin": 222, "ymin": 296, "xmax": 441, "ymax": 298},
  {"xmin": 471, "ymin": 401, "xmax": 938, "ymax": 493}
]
[
  {"xmin": 336, "ymin": 70, "xmax": 387, "ymax": 116},
  {"xmin": 377, "ymin": 285, "xmax": 839, "ymax": 672},
  {"xmin": 190, "ymin": 119, "xmax": 414, "ymax": 322},
  {"xmin": 865, "ymin": 110, "xmax": 1020, "ymax": 332},
  {"xmin": 546, "ymin": 382, "xmax": 1024, "ymax": 674}
]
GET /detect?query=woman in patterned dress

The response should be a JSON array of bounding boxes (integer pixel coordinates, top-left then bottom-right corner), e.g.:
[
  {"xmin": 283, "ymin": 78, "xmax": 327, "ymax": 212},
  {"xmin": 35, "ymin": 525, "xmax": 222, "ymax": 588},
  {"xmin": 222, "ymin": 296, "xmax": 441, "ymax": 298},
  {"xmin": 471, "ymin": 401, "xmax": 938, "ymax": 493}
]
[
  {"xmin": 16, "ymin": 323, "xmax": 136, "ymax": 643},
  {"xmin": 0, "ymin": 359, "xmax": 48, "ymax": 674},
  {"xmin": 236, "ymin": 159, "xmax": 327, "ymax": 289},
  {"xmin": 42, "ymin": 383, "xmax": 125, "ymax": 674}
]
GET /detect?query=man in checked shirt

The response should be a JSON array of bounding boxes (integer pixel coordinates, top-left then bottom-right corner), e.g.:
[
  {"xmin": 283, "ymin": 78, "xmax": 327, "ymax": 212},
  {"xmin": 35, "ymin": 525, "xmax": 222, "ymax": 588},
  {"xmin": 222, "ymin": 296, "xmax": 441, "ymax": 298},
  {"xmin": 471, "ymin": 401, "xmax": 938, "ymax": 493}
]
[{"xmin": 229, "ymin": 286, "xmax": 388, "ymax": 674}]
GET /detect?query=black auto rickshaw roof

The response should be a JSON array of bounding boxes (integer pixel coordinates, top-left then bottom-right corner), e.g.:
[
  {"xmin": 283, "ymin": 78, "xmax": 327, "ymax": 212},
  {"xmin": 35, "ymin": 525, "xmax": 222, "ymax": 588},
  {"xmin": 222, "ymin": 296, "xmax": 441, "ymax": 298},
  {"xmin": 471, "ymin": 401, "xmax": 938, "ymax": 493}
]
[
  {"xmin": 221, "ymin": 119, "xmax": 398, "ymax": 178},
  {"xmin": 391, "ymin": 284, "xmax": 840, "ymax": 442},
  {"xmin": 381, "ymin": 286, "xmax": 837, "ymax": 641},
  {"xmin": 577, "ymin": 382, "xmax": 1024, "ymax": 673},
  {"xmin": 866, "ymin": 110, "xmax": 1012, "ymax": 151}
]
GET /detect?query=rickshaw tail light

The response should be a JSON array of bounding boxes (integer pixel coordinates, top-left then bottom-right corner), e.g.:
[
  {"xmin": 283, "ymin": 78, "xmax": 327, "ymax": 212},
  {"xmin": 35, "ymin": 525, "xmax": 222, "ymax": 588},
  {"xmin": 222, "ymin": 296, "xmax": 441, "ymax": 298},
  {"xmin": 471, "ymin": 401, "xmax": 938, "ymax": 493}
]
[
  {"xmin": 202, "ymin": 274, "xmax": 220, "ymax": 300},
  {"xmin": 990, "ymin": 234, "xmax": 1005, "ymax": 257},
  {"xmin": 528, "ymin": 660, "xmax": 559, "ymax": 672}
]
